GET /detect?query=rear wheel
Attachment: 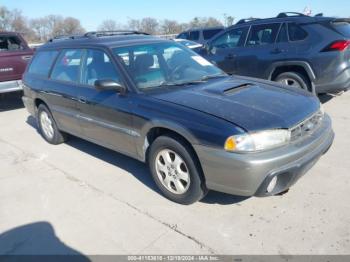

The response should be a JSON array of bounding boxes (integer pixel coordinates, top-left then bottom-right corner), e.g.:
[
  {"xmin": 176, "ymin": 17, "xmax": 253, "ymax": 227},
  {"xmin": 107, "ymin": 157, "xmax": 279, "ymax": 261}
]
[
  {"xmin": 37, "ymin": 104, "xmax": 67, "ymax": 145},
  {"xmin": 275, "ymin": 72, "xmax": 311, "ymax": 92},
  {"xmin": 149, "ymin": 135, "xmax": 207, "ymax": 205}
]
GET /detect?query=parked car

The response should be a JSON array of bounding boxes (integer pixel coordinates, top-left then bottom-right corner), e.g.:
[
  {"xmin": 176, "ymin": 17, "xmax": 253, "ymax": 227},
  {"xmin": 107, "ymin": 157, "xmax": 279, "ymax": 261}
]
[
  {"xmin": 176, "ymin": 26, "xmax": 224, "ymax": 44},
  {"xmin": 199, "ymin": 12, "xmax": 350, "ymax": 94},
  {"xmin": 174, "ymin": 39, "xmax": 203, "ymax": 52},
  {"xmin": 0, "ymin": 32, "xmax": 34, "ymax": 94},
  {"xmin": 22, "ymin": 31, "xmax": 334, "ymax": 204}
]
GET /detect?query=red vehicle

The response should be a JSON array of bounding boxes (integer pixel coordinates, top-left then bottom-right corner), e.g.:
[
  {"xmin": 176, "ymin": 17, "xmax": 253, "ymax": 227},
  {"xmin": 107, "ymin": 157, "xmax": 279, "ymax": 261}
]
[{"xmin": 0, "ymin": 32, "xmax": 34, "ymax": 93}]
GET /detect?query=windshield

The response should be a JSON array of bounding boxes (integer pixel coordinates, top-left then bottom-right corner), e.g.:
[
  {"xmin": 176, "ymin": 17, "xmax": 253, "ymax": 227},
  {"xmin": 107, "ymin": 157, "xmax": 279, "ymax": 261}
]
[{"xmin": 113, "ymin": 42, "xmax": 225, "ymax": 90}]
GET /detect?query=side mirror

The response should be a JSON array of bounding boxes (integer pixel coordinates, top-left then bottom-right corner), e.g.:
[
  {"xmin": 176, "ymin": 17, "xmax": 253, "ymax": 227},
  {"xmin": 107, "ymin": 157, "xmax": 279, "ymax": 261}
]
[{"xmin": 94, "ymin": 79, "xmax": 126, "ymax": 94}]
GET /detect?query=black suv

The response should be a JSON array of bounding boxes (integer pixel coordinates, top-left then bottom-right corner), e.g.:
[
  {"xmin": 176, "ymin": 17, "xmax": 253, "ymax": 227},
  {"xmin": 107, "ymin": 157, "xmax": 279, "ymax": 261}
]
[
  {"xmin": 200, "ymin": 12, "xmax": 350, "ymax": 94},
  {"xmin": 22, "ymin": 31, "xmax": 333, "ymax": 204}
]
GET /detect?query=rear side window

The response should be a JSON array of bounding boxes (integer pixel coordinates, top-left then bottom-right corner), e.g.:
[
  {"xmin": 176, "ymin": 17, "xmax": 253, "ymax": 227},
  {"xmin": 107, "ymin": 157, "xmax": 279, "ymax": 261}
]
[
  {"xmin": 332, "ymin": 22, "xmax": 350, "ymax": 37},
  {"xmin": 288, "ymin": 23, "xmax": 308, "ymax": 41},
  {"xmin": 0, "ymin": 35, "xmax": 24, "ymax": 52},
  {"xmin": 51, "ymin": 49, "xmax": 83, "ymax": 83},
  {"xmin": 82, "ymin": 49, "xmax": 120, "ymax": 86},
  {"xmin": 28, "ymin": 51, "xmax": 58, "ymax": 77},
  {"xmin": 212, "ymin": 27, "xmax": 249, "ymax": 49},
  {"xmin": 277, "ymin": 23, "xmax": 288, "ymax": 42},
  {"xmin": 247, "ymin": 23, "xmax": 280, "ymax": 46},
  {"xmin": 188, "ymin": 31, "xmax": 200, "ymax": 41},
  {"xmin": 203, "ymin": 29, "xmax": 223, "ymax": 40}
]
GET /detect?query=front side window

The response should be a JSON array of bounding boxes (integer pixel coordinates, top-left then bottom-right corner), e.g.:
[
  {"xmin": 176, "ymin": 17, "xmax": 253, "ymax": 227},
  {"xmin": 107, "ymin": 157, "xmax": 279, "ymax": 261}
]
[
  {"xmin": 288, "ymin": 23, "xmax": 308, "ymax": 41},
  {"xmin": 188, "ymin": 31, "xmax": 200, "ymax": 41},
  {"xmin": 51, "ymin": 49, "xmax": 83, "ymax": 83},
  {"xmin": 113, "ymin": 42, "xmax": 224, "ymax": 90},
  {"xmin": 28, "ymin": 50, "xmax": 58, "ymax": 77},
  {"xmin": 203, "ymin": 29, "xmax": 223, "ymax": 40},
  {"xmin": 247, "ymin": 23, "xmax": 280, "ymax": 46},
  {"xmin": 82, "ymin": 49, "xmax": 120, "ymax": 86},
  {"xmin": 211, "ymin": 27, "xmax": 249, "ymax": 49},
  {"xmin": 0, "ymin": 35, "xmax": 24, "ymax": 52}
]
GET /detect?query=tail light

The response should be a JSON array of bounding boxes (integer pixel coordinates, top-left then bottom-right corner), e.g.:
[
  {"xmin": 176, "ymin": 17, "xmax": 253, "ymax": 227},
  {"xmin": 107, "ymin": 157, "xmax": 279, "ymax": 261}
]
[{"xmin": 323, "ymin": 40, "xmax": 350, "ymax": 52}]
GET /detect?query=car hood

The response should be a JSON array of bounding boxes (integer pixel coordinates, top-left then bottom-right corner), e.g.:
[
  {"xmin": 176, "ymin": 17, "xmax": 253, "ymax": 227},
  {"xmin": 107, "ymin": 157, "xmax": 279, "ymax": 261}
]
[{"xmin": 149, "ymin": 76, "xmax": 320, "ymax": 131}]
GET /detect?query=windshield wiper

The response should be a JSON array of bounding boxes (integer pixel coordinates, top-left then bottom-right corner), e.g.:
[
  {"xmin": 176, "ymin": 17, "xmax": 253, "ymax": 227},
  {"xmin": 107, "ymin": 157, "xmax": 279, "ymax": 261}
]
[{"xmin": 158, "ymin": 80, "xmax": 206, "ymax": 87}]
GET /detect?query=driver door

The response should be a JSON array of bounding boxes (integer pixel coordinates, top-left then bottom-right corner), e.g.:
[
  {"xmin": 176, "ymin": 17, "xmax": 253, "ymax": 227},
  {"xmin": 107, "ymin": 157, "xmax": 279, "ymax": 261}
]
[
  {"xmin": 204, "ymin": 26, "xmax": 249, "ymax": 75},
  {"xmin": 76, "ymin": 48, "xmax": 136, "ymax": 157}
]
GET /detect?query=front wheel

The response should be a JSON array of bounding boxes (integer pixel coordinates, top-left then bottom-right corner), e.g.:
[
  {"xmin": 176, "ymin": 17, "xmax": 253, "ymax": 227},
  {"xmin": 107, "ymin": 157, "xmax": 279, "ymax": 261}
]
[{"xmin": 149, "ymin": 135, "xmax": 207, "ymax": 205}]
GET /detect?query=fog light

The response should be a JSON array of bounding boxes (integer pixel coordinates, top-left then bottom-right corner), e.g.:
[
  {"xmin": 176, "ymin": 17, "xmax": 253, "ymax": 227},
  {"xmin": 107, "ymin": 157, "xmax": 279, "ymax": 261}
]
[{"xmin": 267, "ymin": 176, "xmax": 278, "ymax": 193}]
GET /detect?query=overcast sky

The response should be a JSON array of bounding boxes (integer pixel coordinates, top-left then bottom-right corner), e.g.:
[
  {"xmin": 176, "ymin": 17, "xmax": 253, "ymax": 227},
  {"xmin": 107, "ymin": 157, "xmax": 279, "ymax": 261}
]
[{"xmin": 2, "ymin": 0, "xmax": 349, "ymax": 30}]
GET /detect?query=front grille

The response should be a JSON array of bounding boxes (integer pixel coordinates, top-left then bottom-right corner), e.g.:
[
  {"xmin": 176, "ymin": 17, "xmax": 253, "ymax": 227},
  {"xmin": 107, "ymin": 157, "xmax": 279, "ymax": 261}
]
[{"xmin": 290, "ymin": 110, "xmax": 324, "ymax": 141}]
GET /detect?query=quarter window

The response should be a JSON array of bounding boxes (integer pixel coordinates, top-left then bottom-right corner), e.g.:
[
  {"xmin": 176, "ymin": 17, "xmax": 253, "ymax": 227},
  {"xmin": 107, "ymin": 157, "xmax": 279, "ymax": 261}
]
[
  {"xmin": 28, "ymin": 51, "xmax": 58, "ymax": 77},
  {"xmin": 212, "ymin": 27, "xmax": 249, "ymax": 49},
  {"xmin": 51, "ymin": 49, "xmax": 83, "ymax": 83},
  {"xmin": 247, "ymin": 23, "xmax": 280, "ymax": 46},
  {"xmin": 82, "ymin": 49, "xmax": 120, "ymax": 86},
  {"xmin": 288, "ymin": 23, "xmax": 308, "ymax": 41}
]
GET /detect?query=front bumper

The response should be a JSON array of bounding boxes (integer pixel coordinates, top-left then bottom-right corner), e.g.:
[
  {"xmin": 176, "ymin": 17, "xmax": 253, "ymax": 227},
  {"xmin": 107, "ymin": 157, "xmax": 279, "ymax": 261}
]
[
  {"xmin": 0, "ymin": 80, "xmax": 23, "ymax": 94},
  {"xmin": 194, "ymin": 114, "xmax": 334, "ymax": 197}
]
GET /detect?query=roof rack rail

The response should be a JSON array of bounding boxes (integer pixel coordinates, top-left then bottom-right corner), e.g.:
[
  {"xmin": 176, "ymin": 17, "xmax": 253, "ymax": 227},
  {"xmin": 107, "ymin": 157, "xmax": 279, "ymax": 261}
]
[
  {"xmin": 48, "ymin": 34, "xmax": 83, "ymax": 42},
  {"xmin": 277, "ymin": 12, "xmax": 308, "ymax": 18},
  {"xmin": 236, "ymin": 18, "xmax": 260, "ymax": 25},
  {"xmin": 315, "ymin": 13, "xmax": 324, "ymax": 17},
  {"xmin": 84, "ymin": 30, "xmax": 150, "ymax": 38}
]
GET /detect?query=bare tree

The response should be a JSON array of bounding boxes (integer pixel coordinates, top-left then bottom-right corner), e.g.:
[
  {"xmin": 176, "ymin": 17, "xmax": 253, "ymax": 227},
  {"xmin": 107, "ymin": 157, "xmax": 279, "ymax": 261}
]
[
  {"xmin": 223, "ymin": 13, "xmax": 235, "ymax": 27},
  {"xmin": 61, "ymin": 17, "xmax": 85, "ymax": 35},
  {"xmin": 98, "ymin": 19, "xmax": 122, "ymax": 31},
  {"xmin": 127, "ymin": 18, "xmax": 141, "ymax": 31},
  {"xmin": 160, "ymin": 19, "xmax": 182, "ymax": 35},
  {"xmin": 0, "ymin": 6, "xmax": 12, "ymax": 30},
  {"xmin": 140, "ymin": 17, "xmax": 159, "ymax": 34},
  {"xmin": 189, "ymin": 17, "xmax": 223, "ymax": 28}
]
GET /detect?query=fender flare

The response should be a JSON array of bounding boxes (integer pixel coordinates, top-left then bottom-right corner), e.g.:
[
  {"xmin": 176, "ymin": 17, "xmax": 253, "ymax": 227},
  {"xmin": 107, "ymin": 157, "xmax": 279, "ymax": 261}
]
[
  {"xmin": 137, "ymin": 119, "xmax": 199, "ymax": 162},
  {"xmin": 267, "ymin": 61, "xmax": 317, "ymax": 94}
]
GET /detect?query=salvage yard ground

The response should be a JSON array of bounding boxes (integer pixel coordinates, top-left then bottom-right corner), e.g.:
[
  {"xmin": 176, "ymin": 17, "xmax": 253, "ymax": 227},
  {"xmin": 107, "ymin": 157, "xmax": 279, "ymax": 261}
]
[{"xmin": 0, "ymin": 91, "xmax": 349, "ymax": 255}]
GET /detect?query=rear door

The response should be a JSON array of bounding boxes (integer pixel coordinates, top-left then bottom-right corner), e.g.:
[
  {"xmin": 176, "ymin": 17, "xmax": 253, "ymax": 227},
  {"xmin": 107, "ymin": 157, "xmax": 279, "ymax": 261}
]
[
  {"xmin": 0, "ymin": 34, "xmax": 33, "ymax": 82},
  {"xmin": 45, "ymin": 49, "xmax": 83, "ymax": 135},
  {"xmin": 76, "ymin": 48, "xmax": 136, "ymax": 156},
  {"xmin": 234, "ymin": 23, "xmax": 282, "ymax": 78},
  {"xmin": 204, "ymin": 26, "xmax": 249, "ymax": 74}
]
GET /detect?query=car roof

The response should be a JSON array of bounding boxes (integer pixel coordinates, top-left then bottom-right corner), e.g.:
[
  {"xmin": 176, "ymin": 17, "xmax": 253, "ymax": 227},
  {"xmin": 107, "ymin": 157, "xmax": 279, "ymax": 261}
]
[
  {"xmin": 231, "ymin": 14, "xmax": 335, "ymax": 28},
  {"xmin": 38, "ymin": 33, "xmax": 170, "ymax": 51}
]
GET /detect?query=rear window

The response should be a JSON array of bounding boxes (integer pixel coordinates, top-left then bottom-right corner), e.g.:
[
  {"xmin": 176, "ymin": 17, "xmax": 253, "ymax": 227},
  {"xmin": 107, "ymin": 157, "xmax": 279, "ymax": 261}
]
[
  {"xmin": 203, "ymin": 29, "xmax": 223, "ymax": 40},
  {"xmin": 28, "ymin": 51, "xmax": 58, "ymax": 77},
  {"xmin": 332, "ymin": 22, "xmax": 350, "ymax": 37}
]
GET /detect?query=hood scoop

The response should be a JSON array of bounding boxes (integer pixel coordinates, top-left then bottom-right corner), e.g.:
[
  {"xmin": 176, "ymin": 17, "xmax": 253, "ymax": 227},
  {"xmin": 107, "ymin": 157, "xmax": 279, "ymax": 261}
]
[{"xmin": 223, "ymin": 83, "xmax": 255, "ymax": 95}]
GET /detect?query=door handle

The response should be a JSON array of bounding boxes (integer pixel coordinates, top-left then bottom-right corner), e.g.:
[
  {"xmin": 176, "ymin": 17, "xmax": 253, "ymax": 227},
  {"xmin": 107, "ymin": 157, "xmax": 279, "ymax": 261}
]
[
  {"xmin": 78, "ymin": 96, "xmax": 87, "ymax": 104},
  {"xmin": 225, "ymin": 53, "xmax": 236, "ymax": 60}
]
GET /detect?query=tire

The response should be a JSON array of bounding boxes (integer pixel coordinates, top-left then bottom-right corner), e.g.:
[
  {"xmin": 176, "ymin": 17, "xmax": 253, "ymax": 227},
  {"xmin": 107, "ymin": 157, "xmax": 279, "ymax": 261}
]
[
  {"xmin": 149, "ymin": 135, "xmax": 208, "ymax": 205},
  {"xmin": 275, "ymin": 72, "xmax": 311, "ymax": 92},
  {"xmin": 37, "ymin": 104, "xmax": 67, "ymax": 145}
]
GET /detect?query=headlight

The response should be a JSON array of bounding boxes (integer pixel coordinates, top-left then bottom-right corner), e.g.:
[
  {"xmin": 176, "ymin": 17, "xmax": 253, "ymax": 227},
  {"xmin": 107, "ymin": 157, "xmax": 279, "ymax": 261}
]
[{"xmin": 225, "ymin": 129, "xmax": 291, "ymax": 152}]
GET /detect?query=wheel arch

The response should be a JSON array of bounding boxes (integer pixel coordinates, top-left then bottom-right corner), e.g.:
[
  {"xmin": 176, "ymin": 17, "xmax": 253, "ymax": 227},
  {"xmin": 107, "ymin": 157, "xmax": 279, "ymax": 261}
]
[{"xmin": 267, "ymin": 61, "xmax": 316, "ymax": 93}]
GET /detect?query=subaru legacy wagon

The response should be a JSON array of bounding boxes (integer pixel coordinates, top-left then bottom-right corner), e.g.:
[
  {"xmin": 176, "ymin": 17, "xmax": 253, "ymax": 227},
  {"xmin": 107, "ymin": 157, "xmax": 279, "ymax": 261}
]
[{"xmin": 22, "ymin": 31, "xmax": 334, "ymax": 204}]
